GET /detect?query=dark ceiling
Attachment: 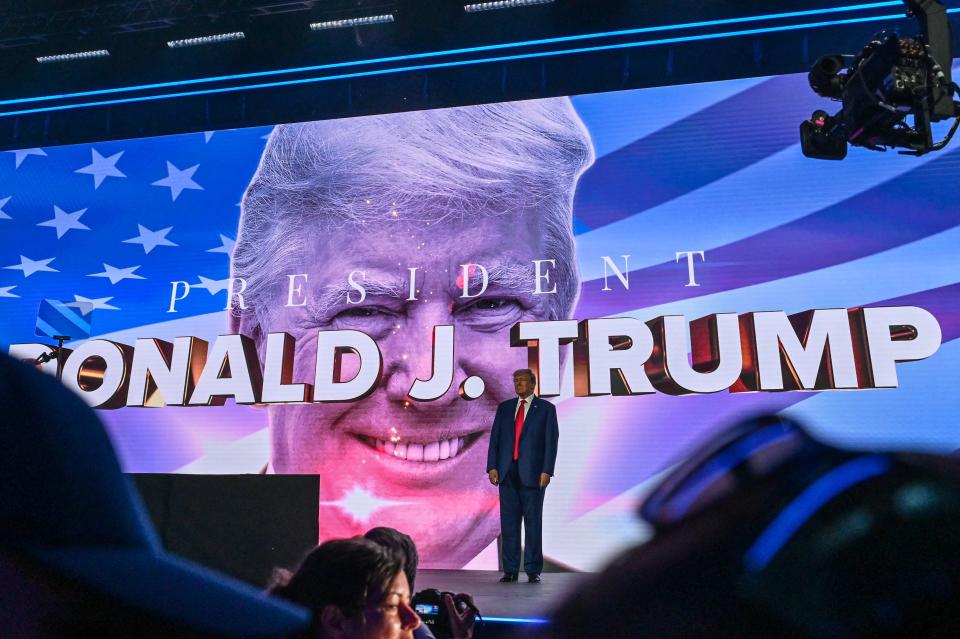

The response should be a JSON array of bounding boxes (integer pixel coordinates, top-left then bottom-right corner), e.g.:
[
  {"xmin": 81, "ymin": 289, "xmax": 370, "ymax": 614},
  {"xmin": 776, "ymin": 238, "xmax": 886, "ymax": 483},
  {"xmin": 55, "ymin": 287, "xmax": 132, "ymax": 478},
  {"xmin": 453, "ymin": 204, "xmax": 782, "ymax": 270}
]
[{"xmin": 1, "ymin": 0, "xmax": 957, "ymax": 149}]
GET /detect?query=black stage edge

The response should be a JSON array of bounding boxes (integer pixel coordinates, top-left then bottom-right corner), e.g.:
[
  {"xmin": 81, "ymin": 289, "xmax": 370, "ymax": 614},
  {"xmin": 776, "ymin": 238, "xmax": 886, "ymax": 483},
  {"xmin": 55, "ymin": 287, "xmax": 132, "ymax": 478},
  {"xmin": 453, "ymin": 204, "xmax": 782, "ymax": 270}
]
[{"xmin": 416, "ymin": 569, "xmax": 589, "ymax": 638}]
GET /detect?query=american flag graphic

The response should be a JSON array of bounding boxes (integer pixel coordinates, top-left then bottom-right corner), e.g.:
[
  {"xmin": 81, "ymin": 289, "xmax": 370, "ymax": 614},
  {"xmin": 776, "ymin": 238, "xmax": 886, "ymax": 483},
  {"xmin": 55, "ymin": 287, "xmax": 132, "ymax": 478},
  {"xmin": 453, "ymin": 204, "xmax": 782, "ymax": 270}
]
[{"xmin": 1, "ymin": 70, "xmax": 958, "ymax": 569}]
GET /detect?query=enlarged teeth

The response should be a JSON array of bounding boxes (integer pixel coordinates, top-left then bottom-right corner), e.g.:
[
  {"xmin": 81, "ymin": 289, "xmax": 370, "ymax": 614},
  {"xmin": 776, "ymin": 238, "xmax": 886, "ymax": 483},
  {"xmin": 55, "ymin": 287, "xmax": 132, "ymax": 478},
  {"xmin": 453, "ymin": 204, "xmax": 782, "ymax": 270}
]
[{"xmin": 372, "ymin": 436, "xmax": 470, "ymax": 462}]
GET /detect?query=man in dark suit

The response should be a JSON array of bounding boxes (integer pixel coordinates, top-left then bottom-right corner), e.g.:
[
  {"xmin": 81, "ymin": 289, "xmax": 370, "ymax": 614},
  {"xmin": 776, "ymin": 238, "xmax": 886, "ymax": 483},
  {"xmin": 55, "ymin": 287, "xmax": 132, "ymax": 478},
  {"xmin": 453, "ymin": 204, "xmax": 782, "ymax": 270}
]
[{"xmin": 486, "ymin": 368, "xmax": 559, "ymax": 583}]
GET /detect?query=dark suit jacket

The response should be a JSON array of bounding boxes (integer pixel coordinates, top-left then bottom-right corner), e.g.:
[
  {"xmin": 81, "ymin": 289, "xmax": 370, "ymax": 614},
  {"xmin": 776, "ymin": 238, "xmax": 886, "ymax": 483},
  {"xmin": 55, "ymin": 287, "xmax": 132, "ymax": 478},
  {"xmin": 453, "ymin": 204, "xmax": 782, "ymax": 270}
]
[{"xmin": 486, "ymin": 395, "xmax": 559, "ymax": 487}]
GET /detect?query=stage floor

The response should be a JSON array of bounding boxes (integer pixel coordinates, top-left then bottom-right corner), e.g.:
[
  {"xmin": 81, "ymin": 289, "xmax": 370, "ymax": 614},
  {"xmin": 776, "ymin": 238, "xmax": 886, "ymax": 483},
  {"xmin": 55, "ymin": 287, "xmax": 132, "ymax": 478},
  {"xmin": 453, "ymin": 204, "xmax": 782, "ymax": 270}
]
[{"xmin": 416, "ymin": 569, "xmax": 589, "ymax": 622}]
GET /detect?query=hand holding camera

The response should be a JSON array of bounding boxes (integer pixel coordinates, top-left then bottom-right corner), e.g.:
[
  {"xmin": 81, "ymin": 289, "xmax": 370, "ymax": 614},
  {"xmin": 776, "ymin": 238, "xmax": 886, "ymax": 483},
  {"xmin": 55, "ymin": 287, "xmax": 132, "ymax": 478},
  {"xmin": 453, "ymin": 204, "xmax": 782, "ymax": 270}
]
[{"xmin": 413, "ymin": 588, "xmax": 479, "ymax": 639}]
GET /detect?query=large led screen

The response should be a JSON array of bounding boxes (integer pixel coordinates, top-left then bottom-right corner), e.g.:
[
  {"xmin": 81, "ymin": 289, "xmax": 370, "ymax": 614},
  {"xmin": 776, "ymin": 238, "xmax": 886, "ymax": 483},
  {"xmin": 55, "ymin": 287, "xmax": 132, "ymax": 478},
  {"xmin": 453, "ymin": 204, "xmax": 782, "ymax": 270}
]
[{"xmin": 2, "ymin": 69, "xmax": 958, "ymax": 570}]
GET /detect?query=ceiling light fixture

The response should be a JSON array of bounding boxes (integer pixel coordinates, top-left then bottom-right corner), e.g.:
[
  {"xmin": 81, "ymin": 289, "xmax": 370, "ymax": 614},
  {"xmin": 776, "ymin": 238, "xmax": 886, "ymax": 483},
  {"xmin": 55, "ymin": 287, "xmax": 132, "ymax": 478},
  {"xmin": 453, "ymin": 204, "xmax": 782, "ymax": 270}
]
[
  {"xmin": 167, "ymin": 32, "xmax": 245, "ymax": 49},
  {"xmin": 309, "ymin": 14, "xmax": 395, "ymax": 31},
  {"xmin": 464, "ymin": 0, "xmax": 554, "ymax": 13},
  {"xmin": 36, "ymin": 49, "xmax": 110, "ymax": 64}
]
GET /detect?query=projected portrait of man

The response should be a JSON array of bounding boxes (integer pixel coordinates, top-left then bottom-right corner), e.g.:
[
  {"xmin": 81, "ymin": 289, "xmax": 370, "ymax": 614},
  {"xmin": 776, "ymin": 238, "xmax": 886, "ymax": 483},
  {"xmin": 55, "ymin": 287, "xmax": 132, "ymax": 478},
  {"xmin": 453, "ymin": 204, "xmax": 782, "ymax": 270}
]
[{"xmin": 230, "ymin": 98, "xmax": 594, "ymax": 568}]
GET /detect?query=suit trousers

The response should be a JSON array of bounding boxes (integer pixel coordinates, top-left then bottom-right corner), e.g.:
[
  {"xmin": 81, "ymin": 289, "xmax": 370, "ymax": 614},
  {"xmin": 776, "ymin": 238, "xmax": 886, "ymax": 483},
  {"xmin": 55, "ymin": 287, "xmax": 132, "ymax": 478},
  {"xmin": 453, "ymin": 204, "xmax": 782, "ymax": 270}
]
[{"xmin": 499, "ymin": 460, "xmax": 546, "ymax": 576}]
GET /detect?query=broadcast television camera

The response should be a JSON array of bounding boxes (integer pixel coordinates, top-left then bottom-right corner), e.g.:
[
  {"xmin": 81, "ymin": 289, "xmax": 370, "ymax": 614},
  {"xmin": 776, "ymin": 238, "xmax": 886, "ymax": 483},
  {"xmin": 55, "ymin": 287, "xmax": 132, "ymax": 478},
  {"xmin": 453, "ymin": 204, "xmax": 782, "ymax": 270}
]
[{"xmin": 801, "ymin": 0, "xmax": 959, "ymax": 159}]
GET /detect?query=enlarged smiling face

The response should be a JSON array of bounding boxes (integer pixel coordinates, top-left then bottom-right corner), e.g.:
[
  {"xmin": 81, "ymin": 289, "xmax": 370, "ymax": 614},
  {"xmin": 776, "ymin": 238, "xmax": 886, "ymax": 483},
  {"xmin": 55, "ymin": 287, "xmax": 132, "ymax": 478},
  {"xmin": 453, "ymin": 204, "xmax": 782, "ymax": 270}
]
[{"xmin": 262, "ymin": 213, "xmax": 553, "ymax": 567}]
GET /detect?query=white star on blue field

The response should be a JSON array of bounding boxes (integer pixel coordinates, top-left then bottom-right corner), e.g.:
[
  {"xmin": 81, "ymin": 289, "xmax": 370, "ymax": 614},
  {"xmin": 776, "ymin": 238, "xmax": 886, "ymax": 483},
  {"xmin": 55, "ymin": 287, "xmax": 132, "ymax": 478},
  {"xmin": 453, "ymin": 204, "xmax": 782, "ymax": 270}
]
[
  {"xmin": 123, "ymin": 224, "xmax": 178, "ymax": 254},
  {"xmin": 75, "ymin": 148, "xmax": 127, "ymax": 189},
  {"xmin": 37, "ymin": 206, "xmax": 90, "ymax": 239},
  {"xmin": 0, "ymin": 127, "xmax": 272, "ymax": 342}
]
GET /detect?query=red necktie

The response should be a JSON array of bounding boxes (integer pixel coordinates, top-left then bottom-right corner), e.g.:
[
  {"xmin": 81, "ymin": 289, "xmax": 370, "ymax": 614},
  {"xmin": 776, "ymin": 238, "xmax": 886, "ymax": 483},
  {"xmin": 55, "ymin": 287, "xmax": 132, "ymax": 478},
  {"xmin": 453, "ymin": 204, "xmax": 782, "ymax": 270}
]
[{"xmin": 513, "ymin": 399, "xmax": 526, "ymax": 461}]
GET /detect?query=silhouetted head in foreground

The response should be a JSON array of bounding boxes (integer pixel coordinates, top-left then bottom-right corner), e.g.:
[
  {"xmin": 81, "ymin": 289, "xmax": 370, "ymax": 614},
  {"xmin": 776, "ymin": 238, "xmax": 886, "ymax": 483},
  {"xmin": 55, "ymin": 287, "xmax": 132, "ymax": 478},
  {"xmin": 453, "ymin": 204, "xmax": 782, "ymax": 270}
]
[
  {"xmin": 0, "ymin": 352, "xmax": 309, "ymax": 639},
  {"xmin": 543, "ymin": 415, "xmax": 960, "ymax": 639}
]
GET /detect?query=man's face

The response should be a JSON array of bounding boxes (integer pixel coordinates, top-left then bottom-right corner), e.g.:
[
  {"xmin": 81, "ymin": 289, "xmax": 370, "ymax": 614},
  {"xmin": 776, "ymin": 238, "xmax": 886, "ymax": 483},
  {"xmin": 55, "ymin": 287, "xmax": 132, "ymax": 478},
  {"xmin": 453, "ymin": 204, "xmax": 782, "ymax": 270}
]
[
  {"xmin": 513, "ymin": 373, "xmax": 535, "ymax": 398},
  {"xmin": 262, "ymin": 213, "xmax": 554, "ymax": 567}
]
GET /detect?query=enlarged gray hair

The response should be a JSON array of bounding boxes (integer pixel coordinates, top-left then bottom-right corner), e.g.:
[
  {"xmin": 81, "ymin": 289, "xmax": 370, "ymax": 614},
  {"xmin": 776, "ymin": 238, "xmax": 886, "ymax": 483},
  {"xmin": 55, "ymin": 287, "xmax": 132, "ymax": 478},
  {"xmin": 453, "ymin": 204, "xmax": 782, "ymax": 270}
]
[{"xmin": 232, "ymin": 97, "xmax": 595, "ymax": 327}]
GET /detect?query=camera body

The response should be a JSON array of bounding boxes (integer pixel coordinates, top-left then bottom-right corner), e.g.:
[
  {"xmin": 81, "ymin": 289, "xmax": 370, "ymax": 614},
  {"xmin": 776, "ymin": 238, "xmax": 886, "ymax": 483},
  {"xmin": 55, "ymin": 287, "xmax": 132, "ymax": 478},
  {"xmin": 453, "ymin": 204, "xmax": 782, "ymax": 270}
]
[
  {"xmin": 412, "ymin": 588, "xmax": 476, "ymax": 639},
  {"xmin": 800, "ymin": 0, "xmax": 957, "ymax": 159}
]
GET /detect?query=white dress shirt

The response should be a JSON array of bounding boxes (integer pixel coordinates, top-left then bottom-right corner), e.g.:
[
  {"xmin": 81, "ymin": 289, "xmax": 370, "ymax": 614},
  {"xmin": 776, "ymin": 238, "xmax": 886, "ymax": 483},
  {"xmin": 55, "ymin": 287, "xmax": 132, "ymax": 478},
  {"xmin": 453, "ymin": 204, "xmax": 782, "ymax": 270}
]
[{"xmin": 513, "ymin": 394, "xmax": 534, "ymax": 421}]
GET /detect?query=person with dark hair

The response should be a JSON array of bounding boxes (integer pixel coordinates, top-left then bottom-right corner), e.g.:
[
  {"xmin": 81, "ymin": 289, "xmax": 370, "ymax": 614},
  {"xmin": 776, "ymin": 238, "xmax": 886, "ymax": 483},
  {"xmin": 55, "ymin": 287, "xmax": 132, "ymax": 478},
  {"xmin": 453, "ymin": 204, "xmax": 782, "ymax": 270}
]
[
  {"xmin": 363, "ymin": 527, "xmax": 476, "ymax": 639},
  {"xmin": 486, "ymin": 368, "xmax": 559, "ymax": 583},
  {"xmin": 363, "ymin": 528, "xmax": 421, "ymax": 594},
  {"xmin": 0, "ymin": 352, "xmax": 310, "ymax": 639},
  {"xmin": 270, "ymin": 538, "xmax": 421, "ymax": 639}
]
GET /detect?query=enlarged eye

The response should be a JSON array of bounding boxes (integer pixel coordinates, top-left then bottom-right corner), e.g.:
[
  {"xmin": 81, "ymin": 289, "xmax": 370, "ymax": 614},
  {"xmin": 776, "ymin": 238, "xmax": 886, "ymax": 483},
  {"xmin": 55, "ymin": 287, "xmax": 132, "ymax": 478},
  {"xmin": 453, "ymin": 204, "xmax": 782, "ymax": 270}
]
[
  {"xmin": 339, "ymin": 307, "xmax": 387, "ymax": 317},
  {"xmin": 330, "ymin": 305, "xmax": 399, "ymax": 337},
  {"xmin": 457, "ymin": 296, "xmax": 526, "ymax": 331},
  {"xmin": 469, "ymin": 297, "xmax": 522, "ymax": 311}
]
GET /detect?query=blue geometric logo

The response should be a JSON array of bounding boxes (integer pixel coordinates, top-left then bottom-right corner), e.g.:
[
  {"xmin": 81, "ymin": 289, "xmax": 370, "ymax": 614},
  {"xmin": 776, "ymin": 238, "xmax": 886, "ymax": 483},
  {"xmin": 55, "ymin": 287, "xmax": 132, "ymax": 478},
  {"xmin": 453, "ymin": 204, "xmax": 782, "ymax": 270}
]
[{"xmin": 34, "ymin": 299, "xmax": 93, "ymax": 340}]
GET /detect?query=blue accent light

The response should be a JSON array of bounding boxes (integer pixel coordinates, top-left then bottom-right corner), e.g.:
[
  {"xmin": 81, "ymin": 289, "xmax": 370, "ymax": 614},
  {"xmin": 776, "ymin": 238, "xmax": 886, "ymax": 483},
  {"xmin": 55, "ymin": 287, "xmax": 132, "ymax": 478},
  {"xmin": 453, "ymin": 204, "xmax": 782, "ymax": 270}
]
[
  {"xmin": 665, "ymin": 426, "xmax": 798, "ymax": 520},
  {"xmin": 0, "ymin": 2, "xmax": 922, "ymax": 113},
  {"xmin": 483, "ymin": 616, "xmax": 550, "ymax": 624},
  {"xmin": 743, "ymin": 455, "xmax": 892, "ymax": 573},
  {"xmin": 2, "ymin": 9, "xmax": 935, "ymax": 119}
]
